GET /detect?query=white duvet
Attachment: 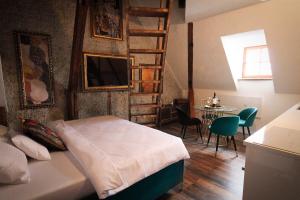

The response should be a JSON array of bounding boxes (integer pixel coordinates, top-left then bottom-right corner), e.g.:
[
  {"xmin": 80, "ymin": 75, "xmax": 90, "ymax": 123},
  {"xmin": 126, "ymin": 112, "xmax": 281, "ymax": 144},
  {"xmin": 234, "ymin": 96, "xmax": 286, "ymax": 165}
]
[{"xmin": 54, "ymin": 116, "xmax": 190, "ymax": 199}]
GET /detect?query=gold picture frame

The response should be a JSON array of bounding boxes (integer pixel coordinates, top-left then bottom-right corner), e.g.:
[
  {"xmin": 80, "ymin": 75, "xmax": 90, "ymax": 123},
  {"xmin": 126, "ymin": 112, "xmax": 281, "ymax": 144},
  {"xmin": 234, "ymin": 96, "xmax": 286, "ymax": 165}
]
[
  {"xmin": 83, "ymin": 52, "xmax": 134, "ymax": 91},
  {"xmin": 90, "ymin": 0, "xmax": 123, "ymax": 40}
]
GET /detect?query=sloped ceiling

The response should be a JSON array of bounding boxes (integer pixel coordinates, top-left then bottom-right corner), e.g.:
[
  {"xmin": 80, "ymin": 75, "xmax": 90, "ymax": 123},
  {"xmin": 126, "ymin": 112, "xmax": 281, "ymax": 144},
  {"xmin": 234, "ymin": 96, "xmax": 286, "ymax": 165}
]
[
  {"xmin": 185, "ymin": 0, "xmax": 268, "ymax": 22},
  {"xmin": 167, "ymin": 0, "xmax": 300, "ymax": 94}
]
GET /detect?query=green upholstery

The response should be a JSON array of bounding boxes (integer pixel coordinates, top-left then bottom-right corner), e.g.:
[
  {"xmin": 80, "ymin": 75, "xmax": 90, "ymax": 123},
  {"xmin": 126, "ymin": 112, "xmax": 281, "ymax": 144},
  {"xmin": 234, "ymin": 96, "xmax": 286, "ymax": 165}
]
[
  {"xmin": 207, "ymin": 116, "xmax": 240, "ymax": 153},
  {"xmin": 210, "ymin": 116, "xmax": 240, "ymax": 136},
  {"xmin": 82, "ymin": 160, "xmax": 184, "ymax": 200},
  {"xmin": 238, "ymin": 107, "xmax": 257, "ymax": 127},
  {"xmin": 238, "ymin": 107, "xmax": 258, "ymax": 138}
]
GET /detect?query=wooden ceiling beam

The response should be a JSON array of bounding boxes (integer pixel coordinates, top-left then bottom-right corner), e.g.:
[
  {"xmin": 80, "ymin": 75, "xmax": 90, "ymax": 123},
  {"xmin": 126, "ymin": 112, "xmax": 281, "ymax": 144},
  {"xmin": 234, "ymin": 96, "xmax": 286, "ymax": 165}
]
[
  {"xmin": 188, "ymin": 22, "xmax": 195, "ymax": 117},
  {"xmin": 67, "ymin": 0, "xmax": 89, "ymax": 120}
]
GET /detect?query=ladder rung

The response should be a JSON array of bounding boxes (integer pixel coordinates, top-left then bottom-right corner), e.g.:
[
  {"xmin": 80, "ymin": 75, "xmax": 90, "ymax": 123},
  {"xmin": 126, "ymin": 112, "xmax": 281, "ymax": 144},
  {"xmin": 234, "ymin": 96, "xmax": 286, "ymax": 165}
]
[
  {"xmin": 131, "ymin": 80, "xmax": 160, "ymax": 83},
  {"xmin": 131, "ymin": 66, "xmax": 162, "ymax": 69},
  {"xmin": 140, "ymin": 122, "xmax": 156, "ymax": 128},
  {"xmin": 129, "ymin": 49, "xmax": 165, "ymax": 54},
  {"xmin": 130, "ymin": 93, "xmax": 160, "ymax": 96},
  {"xmin": 128, "ymin": 29, "xmax": 166, "ymax": 37},
  {"xmin": 131, "ymin": 114, "xmax": 157, "ymax": 118},
  {"xmin": 128, "ymin": 7, "xmax": 169, "ymax": 17},
  {"xmin": 130, "ymin": 103, "xmax": 160, "ymax": 108}
]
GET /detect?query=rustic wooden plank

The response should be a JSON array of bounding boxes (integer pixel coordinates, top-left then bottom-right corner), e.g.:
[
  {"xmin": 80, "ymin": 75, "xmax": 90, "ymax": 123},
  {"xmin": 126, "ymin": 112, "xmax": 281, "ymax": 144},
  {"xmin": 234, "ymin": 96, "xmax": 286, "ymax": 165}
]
[
  {"xmin": 130, "ymin": 92, "xmax": 160, "ymax": 96},
  {"xmin": 158, "ymin": 122, "xmax": 246, "ymax": 200},
  {"xmin": 129, "ymin": 49, "xmax": 166, "ymax": 54},
  {"xmin": 188, "ymin": 22, "xmax": 195, "ymax": 118},
  {"xmin": 132, "ymin": 114, "xmax": 157, "ymax": 118},
  {"xmin": 125, "ymin": 0, "xmax": 132, "ymax": 121},
  {"xmin": 155, "ymin": 0, "xmax": 165, "ymax": 127},
  {"xmin": 141, "ymin": 123, "xmax": 157, "ymax": 128},
  {"xmin": 128, "ymin": 29, "xmax": 166, "ymax": 37},
  {"xmin": 130, "ymin": 103, "xmax": 160, "ymax": 108},
  {"xmin": 131, "ymin": 80, "xmax": 161, "ymax": 83},
  {"xmin": 131, "ymin": 65, "xmax": 162, "ymax": 69},
  {"xmin": 157, "ymin": 0, "xmax": 173, "ymax": 127},
  {"xmin": 67, "ymin": 0, "xmax": 89, "ymax": 120},
  {"xmin": 128, "ymin": 7, "xmax": 169, "ymax": 17}
]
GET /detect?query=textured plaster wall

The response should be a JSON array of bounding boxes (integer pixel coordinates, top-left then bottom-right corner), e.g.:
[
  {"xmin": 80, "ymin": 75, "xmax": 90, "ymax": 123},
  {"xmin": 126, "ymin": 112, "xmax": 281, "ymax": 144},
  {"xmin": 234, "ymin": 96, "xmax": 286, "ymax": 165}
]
[{"xmin": 0, "ymin": 0, "xmax": 182, "ymax": 128}]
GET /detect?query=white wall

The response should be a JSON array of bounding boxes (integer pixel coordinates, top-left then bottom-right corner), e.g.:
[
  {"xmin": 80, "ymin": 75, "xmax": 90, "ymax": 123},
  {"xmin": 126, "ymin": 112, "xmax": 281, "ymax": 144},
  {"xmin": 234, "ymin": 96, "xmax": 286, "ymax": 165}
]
[
  {"xmin": 185, "ymin": 0, "xmax": 264, "ymax": 22},
  {"xmin": 167, "ymin": 0, "xmax": 300, "ymax": 128},
  {"xmin": 183, "ymin": 80, "xmax": 300, "ymax": 130},
  {"xmin": 169, "ymin": 0, "xmax": 300, "ymax": 93}
]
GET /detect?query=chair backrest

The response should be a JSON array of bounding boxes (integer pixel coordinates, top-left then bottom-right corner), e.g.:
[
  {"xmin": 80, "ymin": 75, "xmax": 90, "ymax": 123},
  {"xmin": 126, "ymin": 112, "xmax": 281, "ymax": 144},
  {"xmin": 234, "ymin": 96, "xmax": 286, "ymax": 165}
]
[
  {"xmin": 175, "ymin": 106, "xmax": 191, "ymax": 124},
  {"xmin": 238, "ymin": 107, "xmax": 258, "ymax": 127},
  {"xmin": 210, "ymin": 116, "xmax": 240, "ymax": 136}
]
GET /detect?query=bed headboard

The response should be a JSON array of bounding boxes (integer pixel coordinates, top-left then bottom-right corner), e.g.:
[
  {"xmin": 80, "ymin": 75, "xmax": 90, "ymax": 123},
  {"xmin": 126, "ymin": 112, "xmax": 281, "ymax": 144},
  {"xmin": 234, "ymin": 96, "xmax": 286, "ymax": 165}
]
[{"xmin": 0, "ymin": 106, "xmax": 7, "ymax": 126}]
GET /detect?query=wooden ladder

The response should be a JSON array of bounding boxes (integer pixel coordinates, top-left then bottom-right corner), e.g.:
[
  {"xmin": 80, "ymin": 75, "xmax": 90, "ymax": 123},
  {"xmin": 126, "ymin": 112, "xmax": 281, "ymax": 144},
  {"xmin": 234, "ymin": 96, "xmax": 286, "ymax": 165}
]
[{"xmin": 126, "ymin": 0, "xmax": 173, "ymax": 127}]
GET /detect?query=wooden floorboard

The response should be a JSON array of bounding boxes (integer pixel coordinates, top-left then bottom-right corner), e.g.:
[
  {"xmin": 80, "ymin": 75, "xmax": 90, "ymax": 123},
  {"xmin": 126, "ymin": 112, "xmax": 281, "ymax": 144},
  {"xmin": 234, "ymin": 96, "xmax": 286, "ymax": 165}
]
[{"xmin": 157, "ymin": 122, "xmax": 246, "ymax": 200}]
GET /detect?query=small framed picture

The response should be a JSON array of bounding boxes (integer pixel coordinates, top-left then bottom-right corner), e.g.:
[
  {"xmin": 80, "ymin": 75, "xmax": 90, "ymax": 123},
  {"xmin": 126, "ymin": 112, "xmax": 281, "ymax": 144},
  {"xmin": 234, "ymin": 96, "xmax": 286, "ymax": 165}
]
[{"xmin": 90, "ymin": 0, "xmax": 123, "ymax": 40}]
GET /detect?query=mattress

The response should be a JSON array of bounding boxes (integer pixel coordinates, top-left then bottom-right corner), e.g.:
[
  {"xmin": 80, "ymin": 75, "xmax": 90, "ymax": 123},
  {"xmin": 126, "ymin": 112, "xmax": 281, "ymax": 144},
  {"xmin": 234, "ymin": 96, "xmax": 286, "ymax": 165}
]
[{"xmin": 0, "ymin": 151, "xmax": 94, "ymax": 200}]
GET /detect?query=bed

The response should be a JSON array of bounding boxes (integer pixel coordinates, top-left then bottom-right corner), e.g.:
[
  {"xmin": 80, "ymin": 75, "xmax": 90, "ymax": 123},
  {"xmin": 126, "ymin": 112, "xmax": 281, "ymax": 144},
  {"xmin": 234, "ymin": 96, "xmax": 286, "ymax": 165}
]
[{"xmin": 0, "ymin": 115, "xmax": 189, "ymax": 200}]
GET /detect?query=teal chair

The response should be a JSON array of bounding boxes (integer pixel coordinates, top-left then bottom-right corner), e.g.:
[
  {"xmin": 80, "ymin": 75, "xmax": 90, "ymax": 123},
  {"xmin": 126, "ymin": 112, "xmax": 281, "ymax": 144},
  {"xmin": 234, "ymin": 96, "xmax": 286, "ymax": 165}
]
[
  {"xmin": 238, "ymin": 107, "xmax": 258, "ymax": 138},
  {"xmin": 207, "ymin": 116, "xmax": 240, "ymax": 153}
]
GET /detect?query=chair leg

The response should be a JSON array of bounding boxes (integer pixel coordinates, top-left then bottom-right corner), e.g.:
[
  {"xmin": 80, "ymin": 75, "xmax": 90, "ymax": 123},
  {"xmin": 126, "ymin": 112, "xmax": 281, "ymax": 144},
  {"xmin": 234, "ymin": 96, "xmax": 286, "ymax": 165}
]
[
  {"xmin": 207, "ymin": 130, "xmax": 212, "ymax": 146},
  {"xmin": 198, "ymin": 124, "xmax": 203, "ymax": 142},
  {"xmin": 180, "ymin": 125, "xmax": 184, "ymax": 136},
  {"xmin": 247, "ymin": 127, "xmax": 251, "ymax": 136},
  {"xmin": 181, "ymin": 126, "xmax": 185, "ymax": 138},
  {"xmin": 226, "ymin": 136, "xmax": 230, "ymax": 147},
  {"xmin": 242, "ymin": 126, "xmax": 245, "ymax": 139},
  {"xmin": 231, "ymin": 136, "xmax": 237, "ymax": 152},
  {"xmin": 216, "ymin": 135, "xmax": 220, "ymax": 152},
  {"xmin": 182, "ymin": 126, "xmax": 187, "ymax": 139}
]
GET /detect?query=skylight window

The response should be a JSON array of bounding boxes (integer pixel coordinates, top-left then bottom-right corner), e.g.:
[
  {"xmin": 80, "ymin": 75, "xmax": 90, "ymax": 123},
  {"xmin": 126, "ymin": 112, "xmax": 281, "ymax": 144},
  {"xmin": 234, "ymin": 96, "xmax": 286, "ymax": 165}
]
[
  {"xmin": 242, "ymin": 45, "xmax": 272, "ymax": 79},
  {"xmin": 221, "ymin": 29, "xmax": 273, "ymax": 86}
]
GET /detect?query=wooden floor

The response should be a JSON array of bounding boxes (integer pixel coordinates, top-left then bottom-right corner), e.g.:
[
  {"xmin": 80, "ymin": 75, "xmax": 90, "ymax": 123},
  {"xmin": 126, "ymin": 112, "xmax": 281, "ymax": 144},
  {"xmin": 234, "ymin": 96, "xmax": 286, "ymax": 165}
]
[{"xmin": 157, "ymin": 122, "xmax": 246, "ymax": 200}]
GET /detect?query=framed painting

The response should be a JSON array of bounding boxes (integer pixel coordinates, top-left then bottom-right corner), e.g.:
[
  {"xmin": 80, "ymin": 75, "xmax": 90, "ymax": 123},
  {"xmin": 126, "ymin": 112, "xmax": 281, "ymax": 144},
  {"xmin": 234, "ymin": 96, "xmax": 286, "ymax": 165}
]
[
  {"xmin": 90, "ymin": 0, "xmax": 123, "ymax": 40},
  {"xmin": 15, "ymin": 31, "xmax": 55, "ymax": 109},
  {"xmin": 82, "ymin": 52, "xmax": 134, "ymax": 91}
]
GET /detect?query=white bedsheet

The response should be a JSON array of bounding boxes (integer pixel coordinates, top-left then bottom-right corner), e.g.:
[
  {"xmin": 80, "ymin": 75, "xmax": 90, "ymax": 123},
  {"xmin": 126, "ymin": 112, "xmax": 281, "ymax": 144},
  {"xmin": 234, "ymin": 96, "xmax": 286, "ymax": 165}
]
[
  {"xmin": 0, "ymin": 151, "xmax": 94, "ymax": 200},
  {"xmin": 56, "ymin": 115, "xmax": 190, "ymax": 199}
]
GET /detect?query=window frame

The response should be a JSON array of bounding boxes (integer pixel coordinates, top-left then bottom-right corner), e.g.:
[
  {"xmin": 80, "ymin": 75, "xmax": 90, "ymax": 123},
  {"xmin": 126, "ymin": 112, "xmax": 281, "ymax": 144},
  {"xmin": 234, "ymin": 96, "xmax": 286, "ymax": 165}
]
[{"xmin": 242, "ymin": 45, "xmax": 272, "ymax": 80}]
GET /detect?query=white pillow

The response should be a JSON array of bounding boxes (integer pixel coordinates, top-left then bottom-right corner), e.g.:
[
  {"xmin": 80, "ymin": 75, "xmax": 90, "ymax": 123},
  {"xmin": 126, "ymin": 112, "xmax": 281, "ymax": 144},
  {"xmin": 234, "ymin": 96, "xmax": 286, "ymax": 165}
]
[
  {"xmin": 0, "ymin": 142, "xmax": 30, "ymax": 184},
  {"xmin": 12, "ymin": 134, "xmax": 51, "ymax": 161}
]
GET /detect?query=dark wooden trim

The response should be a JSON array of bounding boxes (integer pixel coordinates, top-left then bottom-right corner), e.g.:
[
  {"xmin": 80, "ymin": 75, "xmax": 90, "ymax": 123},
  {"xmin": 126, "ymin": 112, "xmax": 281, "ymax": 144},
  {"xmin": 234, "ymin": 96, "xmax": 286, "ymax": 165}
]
[
  {"xmin": 67, "ymin": 0, "xmax": 89, "ymax": 120},
  {"xmin": 188, "ymin": 22, "xmax": 194, "ymax": 117},
  {"xmin": 0, "ymin": 107, "xmax": 7, "ymax": 126},
  {"xmin": 107, "ymin": 91, "xmax": 112, "ymax": 115}
]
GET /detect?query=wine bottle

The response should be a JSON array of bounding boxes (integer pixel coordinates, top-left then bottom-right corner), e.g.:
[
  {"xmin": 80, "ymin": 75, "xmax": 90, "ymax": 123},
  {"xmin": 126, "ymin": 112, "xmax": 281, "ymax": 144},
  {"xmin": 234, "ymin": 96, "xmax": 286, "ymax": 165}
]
[{"xmin": 212, "ymin": 92, "xmax": 218, "ymax": 106}]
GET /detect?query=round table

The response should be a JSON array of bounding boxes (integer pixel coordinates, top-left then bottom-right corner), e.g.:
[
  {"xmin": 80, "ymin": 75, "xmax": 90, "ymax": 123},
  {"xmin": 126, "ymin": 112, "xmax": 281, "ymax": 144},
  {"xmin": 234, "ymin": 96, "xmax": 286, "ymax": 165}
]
[{"xmin": 194, "ymin": 105, "xmax": 238, "ymax": 135}]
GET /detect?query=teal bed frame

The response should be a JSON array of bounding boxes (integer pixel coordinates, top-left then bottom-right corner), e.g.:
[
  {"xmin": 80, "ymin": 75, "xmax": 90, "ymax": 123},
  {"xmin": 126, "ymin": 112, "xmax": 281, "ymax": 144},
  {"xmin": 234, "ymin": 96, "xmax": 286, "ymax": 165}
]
[{"xmin": 83, "ymin": 160, "xmax": 184, "ymax": 200}]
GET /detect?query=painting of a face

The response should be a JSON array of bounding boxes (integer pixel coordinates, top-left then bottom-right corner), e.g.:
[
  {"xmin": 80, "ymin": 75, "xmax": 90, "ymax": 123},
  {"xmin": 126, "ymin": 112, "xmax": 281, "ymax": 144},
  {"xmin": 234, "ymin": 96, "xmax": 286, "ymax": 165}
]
[
  {"xmin": 91, "ymin": 0, "xmax": 123, "ymax": 40},
  {"xmin": 15, "ymin": 32, "xmax": 54, "ymax": 109}
]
